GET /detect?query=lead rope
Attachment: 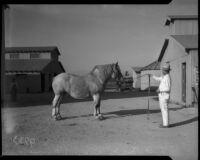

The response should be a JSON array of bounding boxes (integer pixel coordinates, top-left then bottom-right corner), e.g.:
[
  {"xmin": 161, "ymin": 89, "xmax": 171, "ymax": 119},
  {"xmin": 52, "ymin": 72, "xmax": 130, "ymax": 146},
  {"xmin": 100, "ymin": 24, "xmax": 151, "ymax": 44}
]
[{"xmin": 147, "ymin": 74, "xmax": 151, "ymax": 120}]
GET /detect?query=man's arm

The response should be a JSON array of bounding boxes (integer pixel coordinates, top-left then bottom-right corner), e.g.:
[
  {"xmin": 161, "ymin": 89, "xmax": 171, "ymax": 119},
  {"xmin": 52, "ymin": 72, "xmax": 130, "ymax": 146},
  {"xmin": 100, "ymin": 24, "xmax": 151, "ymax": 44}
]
[{"xmin": 152, "ymin": 75, "xmax": 162, "ymax": 81}]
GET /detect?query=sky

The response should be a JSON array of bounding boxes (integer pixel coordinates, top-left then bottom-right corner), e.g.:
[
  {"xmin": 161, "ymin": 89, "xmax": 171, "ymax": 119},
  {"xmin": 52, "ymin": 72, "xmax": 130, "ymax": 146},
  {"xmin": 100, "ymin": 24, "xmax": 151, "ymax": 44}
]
[{"xmin": 4, "ymin": 1, "xmax": 197, "ymax": 75}]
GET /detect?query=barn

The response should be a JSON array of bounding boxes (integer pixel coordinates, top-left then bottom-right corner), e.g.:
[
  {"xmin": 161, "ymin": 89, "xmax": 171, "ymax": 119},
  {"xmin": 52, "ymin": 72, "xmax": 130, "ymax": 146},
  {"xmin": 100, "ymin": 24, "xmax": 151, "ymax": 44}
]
[
  {"xmin": 160, "ymin": 15, "xmax": 198, "ymax": 106},
  {"xmin": 5, "ymin": 46, "xmax": 65, "ymax": 93}
]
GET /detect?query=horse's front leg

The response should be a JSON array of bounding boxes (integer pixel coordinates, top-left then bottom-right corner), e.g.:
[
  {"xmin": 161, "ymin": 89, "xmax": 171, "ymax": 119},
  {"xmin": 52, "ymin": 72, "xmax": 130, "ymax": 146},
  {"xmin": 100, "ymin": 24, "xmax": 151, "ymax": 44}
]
[
  {"xmin": 93, "ymin": 94, "xmax": 99, "ymax": 119},
  {"xmin": 93, "ymin": 94, "xmax": 103, "ymax": 119}
]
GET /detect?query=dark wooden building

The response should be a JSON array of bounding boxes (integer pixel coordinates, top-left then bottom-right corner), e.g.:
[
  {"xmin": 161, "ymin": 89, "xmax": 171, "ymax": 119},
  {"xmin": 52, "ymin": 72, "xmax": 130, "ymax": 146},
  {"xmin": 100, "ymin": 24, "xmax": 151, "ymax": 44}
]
[{"xmin": 5, "ymin": 46, "xmax": 65, "ymax": 93}]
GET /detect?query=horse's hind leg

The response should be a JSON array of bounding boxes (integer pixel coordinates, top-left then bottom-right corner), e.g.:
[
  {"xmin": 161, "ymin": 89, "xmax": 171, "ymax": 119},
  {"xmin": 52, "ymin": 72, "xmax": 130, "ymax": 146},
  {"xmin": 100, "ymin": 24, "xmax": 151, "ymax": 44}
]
[
  {"xmin": 52, "ymin": 94, "xmax": 62, "ymax": 120},
  {"xmin": 56, "ymin": 94, "xmax": 63, "ymax": 120},
  {"xmin": 52, "ymin": 94, "xmax": 59, "ymax": 117}
]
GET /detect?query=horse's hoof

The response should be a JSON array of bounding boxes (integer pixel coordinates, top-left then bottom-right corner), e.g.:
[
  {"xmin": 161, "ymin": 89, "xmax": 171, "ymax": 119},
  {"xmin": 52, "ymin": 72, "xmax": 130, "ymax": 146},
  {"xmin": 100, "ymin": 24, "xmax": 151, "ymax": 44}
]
[
  {"xmin": 98, "ymin": 114, "xmax": 104, "ymax": 118},
  {"xmin": 52, "ymin": 116, "xmax": 57, "ymax": 121},
  {"xmin": 94, "ymin": 115, "xmax": 99, "ymax": 119},
  {"xmin": 56, "ymin": 115, "xmax": 62, "ymax": 120},
  {"xmin": 98, "ymin": 115, "xmax": 104, "ymax": 120}
]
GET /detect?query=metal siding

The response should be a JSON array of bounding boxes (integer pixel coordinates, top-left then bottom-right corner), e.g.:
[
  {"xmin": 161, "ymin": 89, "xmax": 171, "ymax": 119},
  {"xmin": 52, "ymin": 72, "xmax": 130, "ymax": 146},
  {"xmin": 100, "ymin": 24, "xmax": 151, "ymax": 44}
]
[
  {"xmin": 174, "ymin": 20, "xmax": 198, "ymax": 35},
  {"xmin": 190, "ymin": 51, "xmax": 198, "ymax": 103},
  {"xmin": 162, "ymin": 37, "xmax": 188, "ymax": 104}
]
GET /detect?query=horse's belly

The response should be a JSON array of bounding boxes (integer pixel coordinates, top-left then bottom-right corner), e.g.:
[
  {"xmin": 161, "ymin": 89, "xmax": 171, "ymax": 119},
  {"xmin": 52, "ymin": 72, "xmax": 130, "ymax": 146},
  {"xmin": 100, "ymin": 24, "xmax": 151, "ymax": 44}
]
[
  {"xmin": 70, "ymin": 89, "xmax": 90, "ymax": 99},
  {"xmin": 69, "ymin": 79, "xmax": 90, "ymax": 99}
]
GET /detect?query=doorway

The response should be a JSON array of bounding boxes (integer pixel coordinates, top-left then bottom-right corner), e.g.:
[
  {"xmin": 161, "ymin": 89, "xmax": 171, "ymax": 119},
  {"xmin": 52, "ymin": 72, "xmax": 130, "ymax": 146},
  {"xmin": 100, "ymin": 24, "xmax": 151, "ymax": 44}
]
[{"xmin": 182, "ymin": 63, "xmax": 186, "ymax": 103}]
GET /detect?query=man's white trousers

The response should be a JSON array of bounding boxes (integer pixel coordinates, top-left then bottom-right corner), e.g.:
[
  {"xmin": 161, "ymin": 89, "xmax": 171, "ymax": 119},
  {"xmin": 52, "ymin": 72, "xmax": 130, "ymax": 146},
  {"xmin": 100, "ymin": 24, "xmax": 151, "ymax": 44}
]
[{"xmin": 158, "ymin": 93, "xmax": 170, "ymax": 126}]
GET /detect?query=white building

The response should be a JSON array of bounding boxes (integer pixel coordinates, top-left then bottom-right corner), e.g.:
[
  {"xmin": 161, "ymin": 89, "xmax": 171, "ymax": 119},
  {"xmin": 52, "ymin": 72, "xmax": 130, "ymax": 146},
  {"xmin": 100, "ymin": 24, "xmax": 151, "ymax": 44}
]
[{"xmin": 160, "ymin": 15, "xmax": 198, "ymax": 106}]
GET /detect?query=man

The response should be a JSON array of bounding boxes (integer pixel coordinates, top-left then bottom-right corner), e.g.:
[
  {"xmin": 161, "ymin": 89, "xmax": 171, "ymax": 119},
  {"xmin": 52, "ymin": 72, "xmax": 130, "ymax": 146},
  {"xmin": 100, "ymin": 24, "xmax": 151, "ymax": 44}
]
[{"xmin": 152, "ymin": 62, "xmax": 171, "ymax": 128}]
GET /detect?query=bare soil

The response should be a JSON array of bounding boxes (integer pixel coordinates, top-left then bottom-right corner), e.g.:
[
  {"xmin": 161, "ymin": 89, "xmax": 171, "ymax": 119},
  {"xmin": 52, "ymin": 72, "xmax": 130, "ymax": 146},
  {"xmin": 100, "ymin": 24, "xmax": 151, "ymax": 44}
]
[{"xmin": 2, "ymin": 91, "xmax": 198, "ymax": 160}]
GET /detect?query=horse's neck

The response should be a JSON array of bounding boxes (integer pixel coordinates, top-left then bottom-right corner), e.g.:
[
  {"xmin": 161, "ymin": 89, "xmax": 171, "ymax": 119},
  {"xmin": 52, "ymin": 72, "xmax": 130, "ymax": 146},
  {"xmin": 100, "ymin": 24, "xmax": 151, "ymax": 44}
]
[{"xmin": 92, "ymin": 65, "xmax": 113, "ymax": 84}]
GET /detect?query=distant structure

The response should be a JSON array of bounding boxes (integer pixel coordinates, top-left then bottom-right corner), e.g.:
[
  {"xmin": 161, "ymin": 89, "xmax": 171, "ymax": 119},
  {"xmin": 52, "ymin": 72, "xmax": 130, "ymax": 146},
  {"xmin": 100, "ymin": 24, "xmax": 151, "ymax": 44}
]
[
  {"xmin": 131, "ymin": 67, "xmax": 142, "ymax": 89},
  {"xmin": 139, "ymin": 61, "xmax": 161, "ymax": 91},
  {"xmin": 5, "ymin": 46, "xmax": 65, "ymax": 93},
  {"xmin": 132, "ymin": 39, "xmax": 169, "ymax": 91},
  {"xmin": 161, "ymin": 15, "xmax": 198, "ymax": 106}
]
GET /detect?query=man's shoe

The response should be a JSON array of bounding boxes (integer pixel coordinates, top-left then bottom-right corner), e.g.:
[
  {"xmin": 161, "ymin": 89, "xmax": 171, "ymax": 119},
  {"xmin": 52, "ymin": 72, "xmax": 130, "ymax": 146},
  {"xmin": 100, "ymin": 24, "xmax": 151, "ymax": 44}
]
[{"xmin": 159, "ymin": 124, "xmax": 169, "ymax": 128}]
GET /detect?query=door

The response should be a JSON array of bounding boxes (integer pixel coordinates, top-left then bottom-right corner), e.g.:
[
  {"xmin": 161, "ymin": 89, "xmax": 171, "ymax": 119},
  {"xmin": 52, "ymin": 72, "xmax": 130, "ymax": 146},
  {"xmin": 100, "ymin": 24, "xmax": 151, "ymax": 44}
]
[
  {"xmin": 41, "ymin": 73, "xmax": 45, "ymax": 92},
  {"xmin": 182, "ymin": 63, "xmax": 186, "ymax": 103}
]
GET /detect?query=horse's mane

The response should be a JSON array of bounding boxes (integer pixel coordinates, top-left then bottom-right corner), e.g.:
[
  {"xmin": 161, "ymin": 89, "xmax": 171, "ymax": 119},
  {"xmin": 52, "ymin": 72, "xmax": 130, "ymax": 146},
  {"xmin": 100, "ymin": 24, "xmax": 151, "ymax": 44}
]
[{"xmin": 90, "ymin": 63, "xmax": 114, "ymax": 75}]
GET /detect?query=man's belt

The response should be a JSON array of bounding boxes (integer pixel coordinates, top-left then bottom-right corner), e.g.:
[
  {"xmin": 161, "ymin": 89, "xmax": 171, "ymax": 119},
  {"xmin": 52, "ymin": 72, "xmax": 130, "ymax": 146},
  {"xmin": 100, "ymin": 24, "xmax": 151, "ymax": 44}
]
[{"xmin": 158, "ymin": 91, "xmax": 170, "ymax": 94}]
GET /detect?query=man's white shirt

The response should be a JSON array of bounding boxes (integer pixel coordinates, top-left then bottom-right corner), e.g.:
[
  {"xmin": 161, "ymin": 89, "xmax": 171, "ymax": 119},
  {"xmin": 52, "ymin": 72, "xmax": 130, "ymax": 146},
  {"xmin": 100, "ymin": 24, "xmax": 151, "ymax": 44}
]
[{"xmin": 153, "ymin": 74, "xmax": 171, "ymax": 92}]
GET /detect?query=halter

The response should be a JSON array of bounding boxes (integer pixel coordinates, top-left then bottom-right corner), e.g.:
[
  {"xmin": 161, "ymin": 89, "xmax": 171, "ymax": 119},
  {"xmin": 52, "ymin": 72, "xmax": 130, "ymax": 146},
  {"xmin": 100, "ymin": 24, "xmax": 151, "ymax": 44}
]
[{"xmin": 111, "ymin": 63, "xmax": 123, "ymax": 81}]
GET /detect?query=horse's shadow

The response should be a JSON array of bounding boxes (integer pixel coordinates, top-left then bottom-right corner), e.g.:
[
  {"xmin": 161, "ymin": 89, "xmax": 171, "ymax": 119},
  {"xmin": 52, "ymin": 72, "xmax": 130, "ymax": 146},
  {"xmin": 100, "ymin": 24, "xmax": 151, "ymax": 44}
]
[
  {"xmin": 60, "ymin": 106, "xmax": 185, "ymax": 121},
  {"xmin": 103, "ymin": 109, "xmax": 160, "ymax": 120}
]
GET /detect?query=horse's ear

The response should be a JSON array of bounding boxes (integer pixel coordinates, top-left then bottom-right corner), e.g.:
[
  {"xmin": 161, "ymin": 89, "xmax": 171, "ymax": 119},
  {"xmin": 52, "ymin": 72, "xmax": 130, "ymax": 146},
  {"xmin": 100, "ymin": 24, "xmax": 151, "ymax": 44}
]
[{"xmin": 116, "ymin": 62, "xmax": 118, "ymax": 66}]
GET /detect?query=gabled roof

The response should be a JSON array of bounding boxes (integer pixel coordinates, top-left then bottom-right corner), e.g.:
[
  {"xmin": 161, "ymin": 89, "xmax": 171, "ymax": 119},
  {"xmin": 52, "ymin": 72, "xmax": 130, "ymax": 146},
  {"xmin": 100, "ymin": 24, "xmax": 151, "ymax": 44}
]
[
  {"xmin": 140, "ymin": 61, "xmax": 161, "ymax": 71},
  {"xmin": 5, "ymin": 59, "xmax": 51, "ymax": 72},
  {"xmin": 157, "ymin": 39, "xmax": 169, "ymax": 62},
  {"xmin": 5, "ymin": 46, "xmax": 61, "ymax": 55},
  {"xmin": 165, "ymin": 15, "xmax": 198, "ymax": 25},
  {"xmin": 131, "ymin": 67, "xmax": 143, "ymax": 73},
  {"xmin": 171, "ymin": 35, "xmax": 198, "ymax": 52}
]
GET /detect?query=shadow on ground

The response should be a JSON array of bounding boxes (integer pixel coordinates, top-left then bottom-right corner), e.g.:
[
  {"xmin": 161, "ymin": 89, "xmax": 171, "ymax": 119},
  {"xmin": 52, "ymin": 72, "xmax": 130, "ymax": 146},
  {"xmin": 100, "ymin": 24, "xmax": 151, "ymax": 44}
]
[
  {"xmin": 4, "ymin": 91, "xmax": 157, "ymax": 108},
  {"xmin": 59, "ymin": 106, "xmax": 185, "ymax": 121},
  {"xmin": 170, "ymin": 116, "xmax": 198, "ymax": 128}
]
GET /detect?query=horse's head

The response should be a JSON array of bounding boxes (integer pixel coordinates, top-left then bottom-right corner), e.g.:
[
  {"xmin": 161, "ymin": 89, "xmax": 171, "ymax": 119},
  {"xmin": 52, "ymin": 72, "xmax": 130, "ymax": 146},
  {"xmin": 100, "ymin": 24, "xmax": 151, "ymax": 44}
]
[{"xmin": 112, "ymin": 62, "xmax": 123, "ymax": 81}]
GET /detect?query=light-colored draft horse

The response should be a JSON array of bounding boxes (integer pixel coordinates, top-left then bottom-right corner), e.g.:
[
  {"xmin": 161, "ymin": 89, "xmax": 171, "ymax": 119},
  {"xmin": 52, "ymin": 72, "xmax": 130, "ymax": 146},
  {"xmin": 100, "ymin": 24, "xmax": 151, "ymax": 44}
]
[{"xmin": 52, "ymin": 62, "xmax": 123, "ymax": 120}]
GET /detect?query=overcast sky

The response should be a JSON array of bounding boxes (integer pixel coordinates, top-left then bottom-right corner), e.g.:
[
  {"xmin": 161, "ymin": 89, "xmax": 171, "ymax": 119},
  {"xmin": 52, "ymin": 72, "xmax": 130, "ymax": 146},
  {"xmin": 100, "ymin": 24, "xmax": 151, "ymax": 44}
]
[{"xmin": 5, "ymin": 1, "xmax": 197, "ymax": 75}]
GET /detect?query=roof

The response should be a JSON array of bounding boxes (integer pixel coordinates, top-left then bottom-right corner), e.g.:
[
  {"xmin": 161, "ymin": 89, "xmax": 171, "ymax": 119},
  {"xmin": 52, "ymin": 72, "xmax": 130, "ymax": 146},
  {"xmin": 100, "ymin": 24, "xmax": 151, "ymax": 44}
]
[
  {"xmin": 171, "ymin": 35, "xmax": 198, "ymax": 52},
  {"xmin": 140, "ymin": 61, "xmax": 161, "ymax": 71},
  {"xmin": 5, "ymin": 59, "xmax": 51, "ymax": 72},
  {"xmin": 5, "ymin": 46, "xmax": 61, "ymax": 55},
  {"xmin": 165, "ymin": 15, "xmax": 198, "ymax": 25},
  {"xmin": 157, "ymin": 39, "xmax": 169, "ymax": 62},
  {"xmin": 131, "ymin": 67, "xmax": 143, "ymax": 73}
]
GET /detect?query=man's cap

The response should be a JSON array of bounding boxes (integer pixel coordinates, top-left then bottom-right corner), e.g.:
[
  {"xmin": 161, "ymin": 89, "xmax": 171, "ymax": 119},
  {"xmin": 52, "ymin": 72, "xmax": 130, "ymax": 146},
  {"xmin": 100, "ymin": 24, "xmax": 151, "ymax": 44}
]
[{"xmin": 161, "ymin": 62, "xmax": 171, "ymax": 71}]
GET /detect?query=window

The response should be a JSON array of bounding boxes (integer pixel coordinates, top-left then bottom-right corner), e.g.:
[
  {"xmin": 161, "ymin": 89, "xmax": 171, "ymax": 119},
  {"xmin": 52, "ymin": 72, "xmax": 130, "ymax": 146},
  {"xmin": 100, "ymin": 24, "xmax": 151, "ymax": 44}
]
[
  {"xmin": 30, "ymin": 53, "xmax": 40, "ymax": 59},
  {"xmin": 10, "ymin": 53, "xmax": 19, "ymax": 59}
]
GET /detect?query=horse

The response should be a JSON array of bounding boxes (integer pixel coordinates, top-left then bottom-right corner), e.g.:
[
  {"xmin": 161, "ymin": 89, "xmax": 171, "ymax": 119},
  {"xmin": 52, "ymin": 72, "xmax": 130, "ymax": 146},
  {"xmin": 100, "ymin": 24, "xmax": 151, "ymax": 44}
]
[{"xmin": 51, "ymin": 62, "xmax": 123, "ymax": 121}]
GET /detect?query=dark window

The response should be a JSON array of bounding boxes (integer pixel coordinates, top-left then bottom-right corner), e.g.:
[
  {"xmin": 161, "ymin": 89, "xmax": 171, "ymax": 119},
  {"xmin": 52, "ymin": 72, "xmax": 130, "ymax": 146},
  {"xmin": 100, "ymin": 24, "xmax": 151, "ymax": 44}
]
[
  {"xmin": 10, "ymin": 53, "xmax": 19, "ymax": 59},
  {"xmin": 30, "ymin": 53, "xmax": 40, "ymax": 59}
]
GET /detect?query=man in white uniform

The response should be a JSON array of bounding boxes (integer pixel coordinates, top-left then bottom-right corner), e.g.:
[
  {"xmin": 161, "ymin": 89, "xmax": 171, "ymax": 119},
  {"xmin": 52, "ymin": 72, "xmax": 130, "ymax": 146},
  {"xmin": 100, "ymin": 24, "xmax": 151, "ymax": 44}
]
[{"xmin": 152, "ymin": 62, "xmax": 171, "ymax": 128}]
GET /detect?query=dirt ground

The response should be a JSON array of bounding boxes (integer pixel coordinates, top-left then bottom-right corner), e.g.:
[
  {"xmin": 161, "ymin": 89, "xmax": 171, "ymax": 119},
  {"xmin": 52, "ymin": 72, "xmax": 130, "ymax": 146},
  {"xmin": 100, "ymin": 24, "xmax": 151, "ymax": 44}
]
[{"xmin": 2, "ymin": 91, "xmax": 198, "ymax": 159}]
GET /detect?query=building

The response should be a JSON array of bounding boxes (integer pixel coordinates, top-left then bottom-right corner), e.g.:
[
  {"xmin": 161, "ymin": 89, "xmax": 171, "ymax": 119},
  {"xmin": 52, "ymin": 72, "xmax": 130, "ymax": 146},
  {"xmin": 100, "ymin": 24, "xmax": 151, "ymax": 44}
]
[
  {"xmin": 131, "ymin": 67, "xmax": 142, "ymax": 89},
  {"xmin": 5, "ymin": 46, "xmax": 65, "ymax": 93},
  {"xmin": 160, "ymin": 15, "xmax": 198, "ymax": 106},
  {"xmin": 139, "ymin": 61, "xmax": 161, "ymax": 91},
  {"xmin": 137, "ymin": 39, "xmax": 169, "ymax": 91}
]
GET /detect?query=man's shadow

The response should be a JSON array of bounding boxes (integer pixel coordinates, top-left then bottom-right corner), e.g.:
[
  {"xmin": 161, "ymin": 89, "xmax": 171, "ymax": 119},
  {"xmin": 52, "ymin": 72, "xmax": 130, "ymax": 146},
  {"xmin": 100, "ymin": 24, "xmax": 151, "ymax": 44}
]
[{"xmin": 169, "ymin": 116, "xmax": 198, "ymax": 128}]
